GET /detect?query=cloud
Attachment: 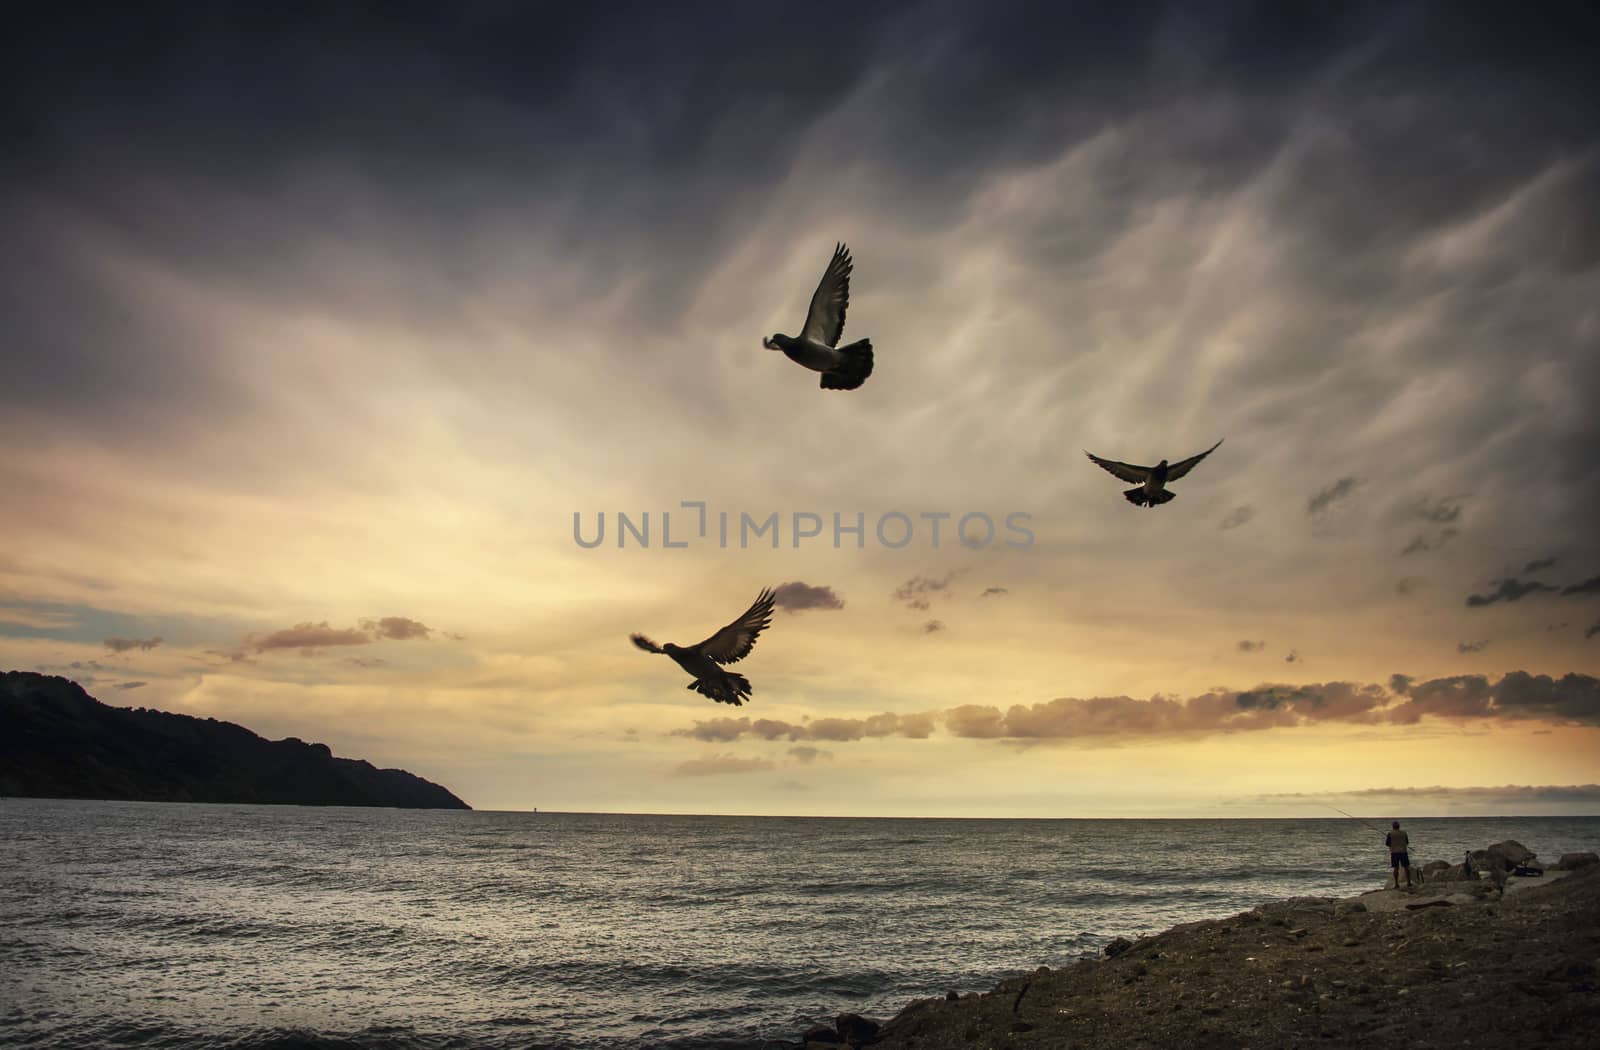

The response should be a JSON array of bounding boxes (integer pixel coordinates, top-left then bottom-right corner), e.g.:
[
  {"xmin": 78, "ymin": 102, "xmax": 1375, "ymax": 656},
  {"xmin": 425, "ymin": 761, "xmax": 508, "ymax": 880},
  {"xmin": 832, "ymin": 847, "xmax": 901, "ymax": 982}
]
[
  {"xmin": 359, "ymin": 616, "xmax": 433, "ymax": 640},
  {"xmin": 248, "ymin": 615, "xmax": 439, "ymax": 653},
  {"xmin": 113, "ymin": 680, "xmax": 147, "ymax": 691},
  {"xmin": 1257, "ymin": 784, "xmax": 1600, "ymax": 804},
  {"xmin": 343, "ymin": 657, "xmax": 388, "ymax": 668},
  {"xmin": 1395, "ymin": 577, "xmax": 1426, "ymax": 596},
  {"xmin": 103, "ymin": 636, "xmax": 162, "ymax": 652},
  {"xmin": 1457, "ymin": 640, "xmax": 1489, "ymax": 654},
  {"xmin": 1307, "ymin": 478, "xmax": 1362, "ymax": 516},
  {"xmin": 980, "ymin": 587, "xmax": 1009, "ymax": 598},
  {"xmin": 0, "ymin": 605, "xmax": 80, "ymax": 630},
  {"xmin": 1390, "ymin": 671, "xmax": 1600, "ymax": 725},
  {"xmin": 1237, "ymin": 640, "xmax": 1266, "ymax": 653},
  {"xmin": 893, "ymin": 573, "xmax": 959, "ymax": 611},
  {"xmin": 922, "ymin": 619, "xmax": 946, "ymax": 634},
  {"xmin": 1524, "ymin": 557, "xmax": 1558, "ymax": 574},
  {"xmin": 675, "ymin": 712, "xmax": 935, "ymax": 743},
  {"xmin": 204, "ymin": 648, "xmax": 254, "ymax": 664},
  {"xmin": 1587, "ymin": 623, "xmax": 1600, "ymax": 640},
  {"xmin": 251, "ymin": 621, "xmax": 373, "ymax": 653},
  {"xmin": 1411, "ymin": 496, "xmax": 1465, "ymax": 525},
  {"xmin": 1561, "ymin": 575, "xmax": 1600, "ymax": 596},
  {"xmin": 772, "ymin": 581, "xmax": 844, "ymax": 613},
  {"xmin": 787, "ymin": 745, "xmax": 833, "ymax": 764},
  {"xmin": 670, "ymin": 754, "xmax": 775, "ymax": 777},
  {"xmin": 1401, "ymin": 528, "xmax": 1458, "ymax": 555},
  {"xmin": 1465, "ymin": 577, "xmax": 1558, "ymax": 607},
  {"xmin": 1285, "ymin": 650, "xmax": 1301, "ymax": 663},
  {"xmin": 1218, "ymin": 505, "xmax": 1255, "ymax": 531},
  {"xmin": 674, "ymin": 671, "xmax": 1600, "ymax": 748}
]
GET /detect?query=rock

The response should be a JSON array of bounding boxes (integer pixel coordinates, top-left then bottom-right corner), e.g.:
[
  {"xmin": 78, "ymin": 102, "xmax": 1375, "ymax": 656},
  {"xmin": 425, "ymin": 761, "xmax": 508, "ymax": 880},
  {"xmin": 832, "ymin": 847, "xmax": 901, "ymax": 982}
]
[
  {"xmin": 944, "ymin": 990, "xmax": 959, "ymax": 1001},
  {"xmin": 835, "ymin": 1013, "xmax": 881, "ymax": 1045},
  {"xmin": 1487, "ymin": 840, "xmax": 1535, "ymax": 870},
  {"xmin": 1421, "ymin": 860, "xmax": 1453, "ymax": 877},
  {"xmin": 1334, "ymin": 901, "xmax": 1367, "ymax": 918},
  {"xmin": 1554, "ymin": 851, "xmax": 1599, "ymax": 871},
  {"xmin": 1468, "ymin": 849, "xmax": 1508, "ymax": 873},
  {"xmin": 801, "ymin": 1025, "xmax": 840, "ymax": 1044},
  {"xmin": 1104, "ymin": 937, "xmax": 1134, "ymax": 958}
]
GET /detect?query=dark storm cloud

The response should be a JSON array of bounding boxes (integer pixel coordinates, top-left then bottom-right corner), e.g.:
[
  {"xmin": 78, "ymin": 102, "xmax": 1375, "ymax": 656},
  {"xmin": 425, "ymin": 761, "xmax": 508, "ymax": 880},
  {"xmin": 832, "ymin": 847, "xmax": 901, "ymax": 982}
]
[
  {"xmin": 922, "ymin": 619, "xmax": 946, "ymax": 635},
  {"xmin": 1457, "ymin": 640, "xmax": 1489, "ymax": 654},
  {"xmin": 1562, "ymin": 575, "xmax": 1600, "ymax": 596},
  {"xmin": 1524, "ymin": 557, "xmax": 1558, "ymax": 574},
  {"xmin": 1465, "ymin": 578, "xmax": 1557, "ymax": 607},
  {"xmin": 0, "ymin": 2, "xmax": 1594, "ymax": 500},
  {"xmin": 103, "ymin": 635, "xmax": 162, "ymax": 652},
  {"xmin": 1307, "ymin": 478, "xmax": 1362, "ymax": 516},
  {"xmin": 1238, "ymin": 640, "xmax": 1266, "ymax": 652},
  {"xmin": 1587, "ymin": 623, "xmax": 1600, "ymax": 640},
  {"xmin": 359, "ymin": 616, "xmax": 433, "ymax": 640},
  {"xmin": 1218, "ymin": 505, "xmax": 1256, "ymax": 531},
  {"xmin": 980, "ymin": 587, "xmax": 1009, "ymax": 598},
  {"xmin": 772, "ymin": 582, "xmax": 844, "ymax": 613}
]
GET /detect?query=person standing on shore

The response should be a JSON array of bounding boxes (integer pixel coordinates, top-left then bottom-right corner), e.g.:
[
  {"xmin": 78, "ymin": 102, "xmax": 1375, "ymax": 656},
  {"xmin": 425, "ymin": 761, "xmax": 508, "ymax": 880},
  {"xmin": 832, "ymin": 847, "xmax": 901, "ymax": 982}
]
[{"xmin": 1385, "ymin": 821, "xmax": 1412, "ymax": 889}]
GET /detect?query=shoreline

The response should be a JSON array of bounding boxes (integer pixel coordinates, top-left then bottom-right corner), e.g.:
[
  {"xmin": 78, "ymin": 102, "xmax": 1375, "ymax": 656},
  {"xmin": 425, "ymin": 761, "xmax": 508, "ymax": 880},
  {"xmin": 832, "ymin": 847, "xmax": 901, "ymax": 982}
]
[{"xmin": 788, "ymin": 855, "xmax": 1600, "ymax": 1049}]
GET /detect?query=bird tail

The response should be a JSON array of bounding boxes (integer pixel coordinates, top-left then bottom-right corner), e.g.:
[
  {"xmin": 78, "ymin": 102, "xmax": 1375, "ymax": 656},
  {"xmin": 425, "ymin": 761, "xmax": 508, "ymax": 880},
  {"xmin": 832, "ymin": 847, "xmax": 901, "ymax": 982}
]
[
  {"xmin": 1124, "ymin": 487, "xmax": 1175, "ymax": 506},
  {"xmin": 689, "ymin": 673, "xmax": 752, "ymax": 706},
  {"xmin": 820, "ymin": 339, "xmax": 873, "ymax": 391}
]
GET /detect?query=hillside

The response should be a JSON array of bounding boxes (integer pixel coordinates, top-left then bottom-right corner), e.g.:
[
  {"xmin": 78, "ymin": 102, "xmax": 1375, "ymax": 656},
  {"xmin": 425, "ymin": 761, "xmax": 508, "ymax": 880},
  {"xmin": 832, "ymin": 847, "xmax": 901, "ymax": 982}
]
[{"xmin": 0, "ymin": 670, "xmax": 469, "ymax": 809}]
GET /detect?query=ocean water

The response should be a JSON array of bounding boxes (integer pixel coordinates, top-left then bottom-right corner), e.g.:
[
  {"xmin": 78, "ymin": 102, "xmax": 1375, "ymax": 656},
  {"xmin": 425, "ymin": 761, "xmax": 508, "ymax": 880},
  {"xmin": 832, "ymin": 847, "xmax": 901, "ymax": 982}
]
[{"xmin": 2, "ymin": 802, "xmax": 1595, "ymax": 1049}]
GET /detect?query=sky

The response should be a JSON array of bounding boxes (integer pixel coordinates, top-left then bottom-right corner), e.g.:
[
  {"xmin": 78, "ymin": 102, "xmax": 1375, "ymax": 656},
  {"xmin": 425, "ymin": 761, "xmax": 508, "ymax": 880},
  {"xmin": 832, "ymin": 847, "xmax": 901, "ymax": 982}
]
[{"xmin": 2, "ymin": 1, "xmax": 1598, "ymax": 817}]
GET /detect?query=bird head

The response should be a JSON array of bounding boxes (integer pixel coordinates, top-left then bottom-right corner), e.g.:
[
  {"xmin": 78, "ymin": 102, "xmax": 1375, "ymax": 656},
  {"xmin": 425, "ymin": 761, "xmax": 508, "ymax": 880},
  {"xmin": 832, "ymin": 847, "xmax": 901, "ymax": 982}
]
[
  {"xmin": 1156, "ymin": 459, "xmax": 1169, "ymax": 469},
  {"xmin": 763, "ymin": 335, "xmax": 785, "ymax": 351}
]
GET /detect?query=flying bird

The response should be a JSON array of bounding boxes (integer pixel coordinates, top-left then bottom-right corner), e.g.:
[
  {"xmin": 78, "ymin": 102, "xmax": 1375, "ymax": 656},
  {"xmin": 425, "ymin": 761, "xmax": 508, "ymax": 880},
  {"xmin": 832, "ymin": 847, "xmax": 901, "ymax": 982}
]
[
  {"xmin": 1085, "ymin": 439, "xmax": 1224, "ymax": 507},
  {"xmin": 630, "ymin": 588, "xmax": 776, "ymax": 706},
  {"xmin": 763, "ymin": 243, "xmax": 875, "ymax": 390}
]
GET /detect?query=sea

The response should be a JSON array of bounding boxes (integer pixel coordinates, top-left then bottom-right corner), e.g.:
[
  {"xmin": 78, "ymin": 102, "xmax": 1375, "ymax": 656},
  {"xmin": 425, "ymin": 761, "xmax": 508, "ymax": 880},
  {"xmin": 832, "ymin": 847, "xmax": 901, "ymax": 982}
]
[{"xmin": 2, "ymin": 802, "xmax": 1596, "ymax": 1049}]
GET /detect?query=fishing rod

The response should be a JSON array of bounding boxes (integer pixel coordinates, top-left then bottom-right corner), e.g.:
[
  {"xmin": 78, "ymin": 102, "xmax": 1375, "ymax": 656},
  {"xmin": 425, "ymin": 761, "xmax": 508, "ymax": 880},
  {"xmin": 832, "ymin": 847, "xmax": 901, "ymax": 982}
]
[{"xmin": 1315, "ymin": 801, "xmax": 1388, "ymax": 835}]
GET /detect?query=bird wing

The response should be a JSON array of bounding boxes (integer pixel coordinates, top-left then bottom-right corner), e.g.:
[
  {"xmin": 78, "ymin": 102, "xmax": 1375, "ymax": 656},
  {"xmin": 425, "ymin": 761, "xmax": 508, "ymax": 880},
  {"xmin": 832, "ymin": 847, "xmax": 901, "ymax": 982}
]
[
  {"xmin": 1164, "ymin": 439, "xmax": 1224, "ymax": 481},
  {"xmin": 800, "ymin": 243, "xmax": 852, "ymax": 348},
  {"xmin": 692, "ymin": 588, "xmax": 776, "ymax": 665},
  {"xmin": 630, "ymin": 633, "xmax": 664, "ymax": 654},
  {"xmin": 1084, "ymin": 451, "xmax": 1152, "ymax": 484}
]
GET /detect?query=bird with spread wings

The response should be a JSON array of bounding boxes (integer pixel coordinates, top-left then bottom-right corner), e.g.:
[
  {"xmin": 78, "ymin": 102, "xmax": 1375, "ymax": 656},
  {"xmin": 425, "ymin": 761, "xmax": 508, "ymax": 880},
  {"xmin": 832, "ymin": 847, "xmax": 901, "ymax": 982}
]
[
  {"xmin": 1085, "ymin": 439, "xmax": 1224, "ymax": 507},
  {"xmin": 762, "ymin": 243, "xmax": 875, "ymax": 390},
  {"xmin": 631, "ymin": 588, "xmax": 777, "ymax": 706}
]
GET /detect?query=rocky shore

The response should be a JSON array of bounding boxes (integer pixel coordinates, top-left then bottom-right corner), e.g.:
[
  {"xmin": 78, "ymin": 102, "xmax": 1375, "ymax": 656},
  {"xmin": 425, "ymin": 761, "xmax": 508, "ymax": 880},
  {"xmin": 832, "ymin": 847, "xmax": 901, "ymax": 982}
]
[{"xmin": 788, "ymin": 844, "xmax": 1600, "ymax": 1049}]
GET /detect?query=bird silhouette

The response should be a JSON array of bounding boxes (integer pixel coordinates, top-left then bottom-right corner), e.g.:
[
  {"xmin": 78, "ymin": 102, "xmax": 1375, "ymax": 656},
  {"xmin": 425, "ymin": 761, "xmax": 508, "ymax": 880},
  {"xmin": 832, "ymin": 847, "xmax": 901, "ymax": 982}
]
[
  {"xmin": 763, "ymin": 243, "xmax": 874, "ymax": 390},
  {"xmin": 631, "ymin": 588, "xmax": 776, "ymax": 706},
  {"xmin": 1085, "ymin": 439, "xmax": 1224, "ymax": 507}
]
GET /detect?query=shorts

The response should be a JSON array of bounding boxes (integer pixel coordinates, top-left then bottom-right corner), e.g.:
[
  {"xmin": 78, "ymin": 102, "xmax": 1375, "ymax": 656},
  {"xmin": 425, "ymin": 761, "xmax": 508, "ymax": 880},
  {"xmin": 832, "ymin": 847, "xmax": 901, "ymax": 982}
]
[{"xmin": 1391, "ymin": 851, "xmax": 1410, "ymax": 868}]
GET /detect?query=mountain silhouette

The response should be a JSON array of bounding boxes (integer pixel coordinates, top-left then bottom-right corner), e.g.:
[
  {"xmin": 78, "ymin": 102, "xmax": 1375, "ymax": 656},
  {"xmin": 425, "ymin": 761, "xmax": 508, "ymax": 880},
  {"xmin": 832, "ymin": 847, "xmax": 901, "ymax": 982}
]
[{"xmin": 0, "ymin": 671, "xmax": 468, "ymax": 809}]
